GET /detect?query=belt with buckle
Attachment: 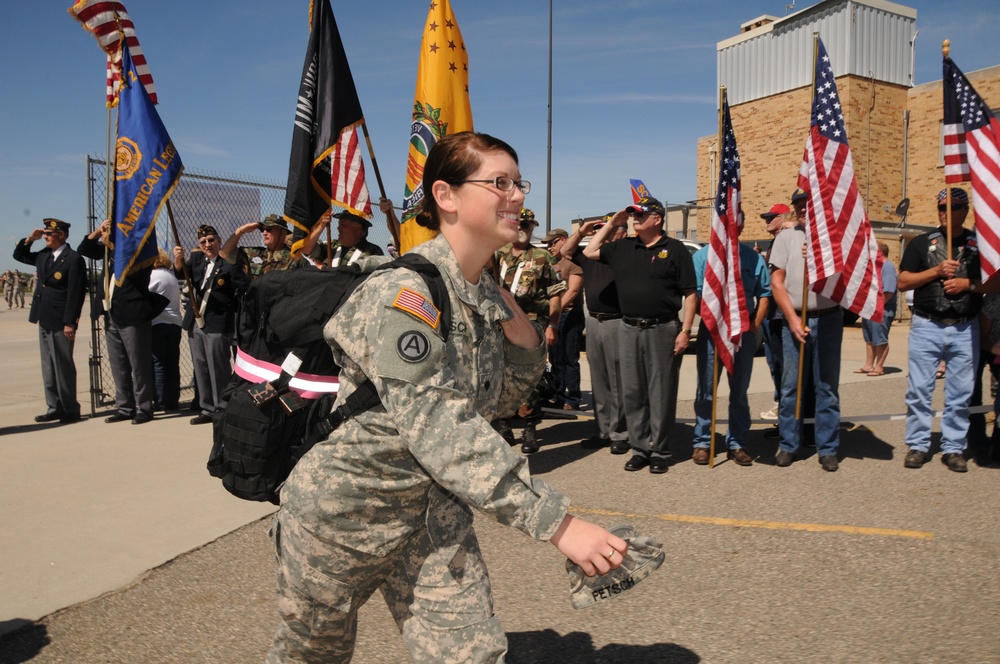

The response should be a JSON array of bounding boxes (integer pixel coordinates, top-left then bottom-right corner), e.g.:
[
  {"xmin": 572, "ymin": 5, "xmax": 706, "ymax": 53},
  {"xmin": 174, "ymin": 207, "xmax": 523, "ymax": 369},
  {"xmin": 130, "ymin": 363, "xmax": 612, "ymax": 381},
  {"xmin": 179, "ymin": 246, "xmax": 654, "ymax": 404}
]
[
  {"xmin": 591, "ymin": 312, "xmax": 622, "ymax": 322},
  {"xmin": 914, "ymin": 311, "xmax": 971, "ymax": 326},
  {"xmin": 803, "ymin": 306, "xmax": 840, "ymax": 318},
  {"xmin": 623, "ymin": 315, "xmax": 676, "ymax": 328}
]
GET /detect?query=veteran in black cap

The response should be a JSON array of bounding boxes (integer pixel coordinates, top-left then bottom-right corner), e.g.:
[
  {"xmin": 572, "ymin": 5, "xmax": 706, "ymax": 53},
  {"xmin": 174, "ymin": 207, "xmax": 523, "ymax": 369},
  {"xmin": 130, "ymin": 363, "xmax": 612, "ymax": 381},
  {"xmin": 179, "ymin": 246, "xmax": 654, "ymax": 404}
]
[
  {"xmin": 174, "ymin": 224, "xmax": 246, "ymax": 424},
  {"xmin": 220, "ymin": 213, "xmax": 307, "ymax": 282},
  {"xmin": 13, "ymin": 218, "xmax": 87, "ymax": 424},
  {"xmin": 300, "ymin": 208, "xmax": 384, "ymax": 267},
  {"xmin": 583, "ymin": 196, "xmax": 697, "ymax": 474}
]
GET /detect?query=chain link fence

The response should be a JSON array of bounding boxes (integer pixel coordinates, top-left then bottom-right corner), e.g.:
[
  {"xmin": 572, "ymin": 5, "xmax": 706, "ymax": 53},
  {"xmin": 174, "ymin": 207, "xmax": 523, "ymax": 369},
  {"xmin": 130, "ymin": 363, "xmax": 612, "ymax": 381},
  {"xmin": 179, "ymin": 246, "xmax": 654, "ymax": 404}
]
[{"xmin": 84, "ymin": 155, "xmax": 398, "ymax": 416}]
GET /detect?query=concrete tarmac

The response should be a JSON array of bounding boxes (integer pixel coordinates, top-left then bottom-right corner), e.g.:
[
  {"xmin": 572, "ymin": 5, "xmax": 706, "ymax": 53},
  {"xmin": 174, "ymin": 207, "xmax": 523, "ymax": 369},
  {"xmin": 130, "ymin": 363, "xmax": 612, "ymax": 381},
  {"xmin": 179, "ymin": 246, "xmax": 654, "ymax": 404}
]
[{"xmin": 1, "ymin": 303, "xmax": 998, "ymax": 663}]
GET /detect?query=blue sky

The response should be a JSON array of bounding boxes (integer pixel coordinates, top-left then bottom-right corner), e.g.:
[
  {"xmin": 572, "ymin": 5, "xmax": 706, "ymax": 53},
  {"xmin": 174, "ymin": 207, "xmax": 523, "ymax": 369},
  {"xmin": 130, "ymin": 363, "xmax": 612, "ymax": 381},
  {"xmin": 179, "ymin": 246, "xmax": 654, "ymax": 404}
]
[{"xmin": 1, "ymin": 0, "xmax": 995, "ymax": 272}]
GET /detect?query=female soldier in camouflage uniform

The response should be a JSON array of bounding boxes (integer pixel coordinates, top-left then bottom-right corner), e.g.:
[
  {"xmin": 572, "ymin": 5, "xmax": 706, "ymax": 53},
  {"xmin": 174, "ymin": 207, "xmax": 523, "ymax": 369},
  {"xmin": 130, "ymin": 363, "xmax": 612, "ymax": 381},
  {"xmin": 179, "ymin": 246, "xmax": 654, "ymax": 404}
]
[{"xmin": 268, "ymin": 132, "xmax": 627, "ymax": 663}]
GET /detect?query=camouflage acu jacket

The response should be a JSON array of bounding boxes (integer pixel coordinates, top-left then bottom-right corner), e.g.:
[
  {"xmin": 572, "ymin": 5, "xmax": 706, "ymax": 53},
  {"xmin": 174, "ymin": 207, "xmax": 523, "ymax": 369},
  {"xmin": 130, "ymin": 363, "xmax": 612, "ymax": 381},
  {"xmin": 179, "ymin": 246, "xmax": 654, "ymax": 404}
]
[
  {"xmin": 281, "ymin": 234, "xmax": 570, "ymax": 556},
  {"xmin": 493, "ymin": 244, "xmax": 566, "ymax": 325},
  {"xmin": 235, "ymin": 246, "xmax": 305, "ymax": 281}
]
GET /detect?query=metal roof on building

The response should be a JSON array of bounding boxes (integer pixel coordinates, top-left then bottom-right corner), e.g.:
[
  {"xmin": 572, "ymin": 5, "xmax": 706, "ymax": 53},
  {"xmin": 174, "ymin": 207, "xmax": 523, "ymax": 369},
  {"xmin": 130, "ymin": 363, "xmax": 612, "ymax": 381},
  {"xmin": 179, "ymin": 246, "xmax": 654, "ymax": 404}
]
[{"xmin": 718, "ymin": 0, "xmax": 917, "ymax": 106}]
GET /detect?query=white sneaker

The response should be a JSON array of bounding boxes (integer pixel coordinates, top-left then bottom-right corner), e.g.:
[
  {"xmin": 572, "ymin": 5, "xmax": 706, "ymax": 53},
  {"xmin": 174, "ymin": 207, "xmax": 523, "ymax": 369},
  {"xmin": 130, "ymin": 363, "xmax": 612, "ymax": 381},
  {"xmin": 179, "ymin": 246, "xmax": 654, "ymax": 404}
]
[{"xmin": 760, "ymin": 404, "xmax": 778, "ymax": 420}]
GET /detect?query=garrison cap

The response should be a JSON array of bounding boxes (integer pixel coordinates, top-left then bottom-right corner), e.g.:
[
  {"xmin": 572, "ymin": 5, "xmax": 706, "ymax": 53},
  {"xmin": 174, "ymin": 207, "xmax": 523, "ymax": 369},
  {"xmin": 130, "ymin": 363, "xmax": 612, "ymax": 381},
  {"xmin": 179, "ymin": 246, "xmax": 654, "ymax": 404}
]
[
  {"xmin": 790, "ymin": 188, "xmax": 808, "ymax": 204},
  {"xmin": 197, "ymin": 224, "xmax": 220, "ymax": 239},
  {"xmin": 566, "ymin": 524, "xmax": 665, "ymax": 609}
]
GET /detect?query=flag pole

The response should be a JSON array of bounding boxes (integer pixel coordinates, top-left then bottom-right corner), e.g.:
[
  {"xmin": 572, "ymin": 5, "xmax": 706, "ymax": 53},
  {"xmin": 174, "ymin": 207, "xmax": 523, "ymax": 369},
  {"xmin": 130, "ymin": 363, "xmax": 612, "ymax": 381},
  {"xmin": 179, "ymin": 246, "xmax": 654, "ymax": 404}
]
[
  {"xmin": 359, "ymin": 122, "xmax": 400, "ymax": 248},
  {"xmin": 165, "ymin": 199, "xmax": 201, "ymax": 326},
  {"xmin": 796, "ymin": 33, "xmax": 820, "ymax": 423},
  {"xmin": 943, "ymin": 40, "xmax": 954, "ymax": 255},
  {"xmin": 709, "ymin": 85, "xmax": 725, "ymax": 469}
]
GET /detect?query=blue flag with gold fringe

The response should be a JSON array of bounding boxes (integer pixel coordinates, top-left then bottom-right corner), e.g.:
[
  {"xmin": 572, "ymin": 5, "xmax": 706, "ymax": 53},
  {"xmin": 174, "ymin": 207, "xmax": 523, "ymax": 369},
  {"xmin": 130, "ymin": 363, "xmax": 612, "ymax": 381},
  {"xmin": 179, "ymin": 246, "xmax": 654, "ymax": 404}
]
[{"xmin": 112, "ymin": 43, "xmax": 183, "ymax": 285}]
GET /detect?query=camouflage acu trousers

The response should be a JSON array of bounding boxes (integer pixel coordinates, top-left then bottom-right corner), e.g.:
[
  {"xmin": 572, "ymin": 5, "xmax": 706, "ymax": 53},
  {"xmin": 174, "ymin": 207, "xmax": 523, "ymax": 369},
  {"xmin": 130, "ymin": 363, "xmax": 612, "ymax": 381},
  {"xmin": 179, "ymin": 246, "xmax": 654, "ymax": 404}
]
[{"xmin": 266, "ymin": 506, "xmax": 507, "ymax": 663}]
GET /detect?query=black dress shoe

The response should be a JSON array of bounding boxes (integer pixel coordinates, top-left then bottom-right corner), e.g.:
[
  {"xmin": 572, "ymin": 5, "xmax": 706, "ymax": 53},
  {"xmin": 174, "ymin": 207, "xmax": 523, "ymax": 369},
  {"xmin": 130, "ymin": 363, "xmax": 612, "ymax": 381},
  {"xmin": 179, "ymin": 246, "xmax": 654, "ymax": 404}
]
[
  {"xmin": 580, "ymin": 436, "xmax": 609, "ymax": 449},
  {"xmin": 610, "ymin": 441, "xmax": 631, "ymax": 455},
  {"xmin": 105, "ymin": 412, "xmax": 132, "ymax": 423},
  {"xmin": 59, "ymin": 413, "xmax": 82, "ymax": 425},
  {"xmin": 649, "ymin": 457, "xmax": 670, "ymax": 474},
  {"xmin": 190, "ymin": 413, "xmax": 214, "ymax": 425},
  {"xmin": 34, "ymin": 412, "xmax": 63, "ymax": 423},
  {"xmin": 132, "ymin": 412, "xmax": 153, "ymax": 425},
  {"xmin": 624, "ymin": 455, "xmax": 650, "ymax": 471},
  {"xmin": 819, "ymin": 455, "xmax": 839, "ymax": 472}
]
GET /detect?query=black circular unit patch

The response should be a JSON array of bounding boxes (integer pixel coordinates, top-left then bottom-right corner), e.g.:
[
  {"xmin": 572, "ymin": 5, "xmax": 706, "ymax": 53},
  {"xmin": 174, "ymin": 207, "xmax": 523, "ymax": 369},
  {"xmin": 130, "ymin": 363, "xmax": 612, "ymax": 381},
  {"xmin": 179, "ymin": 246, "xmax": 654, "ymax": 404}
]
[{"xmin": 396, "ymin": 330, "xmax": 430, "ymax": 363}]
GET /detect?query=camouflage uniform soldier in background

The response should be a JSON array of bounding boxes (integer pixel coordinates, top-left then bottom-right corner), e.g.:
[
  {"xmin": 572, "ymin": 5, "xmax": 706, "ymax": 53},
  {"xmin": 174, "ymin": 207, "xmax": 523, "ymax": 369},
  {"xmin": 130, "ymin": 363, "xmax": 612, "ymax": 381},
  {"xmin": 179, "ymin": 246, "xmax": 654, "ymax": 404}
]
[
  {"xmin": 490, "ymin": 208, "xmax": 565, "ymax": 454},
  {"xmin": 219, "ymin": 214, "xmax": 306, "ymax": 284},
  {"xmin": 3, "ymin": 270, "xmax": 14, "ymax": 309},
  {"xmin": 268, "ymin": 132, "xmax": 626, "ymax": 664},
  {"xmin": 15, "ymin": 270, "xmax": 28, "ymax": 308}
]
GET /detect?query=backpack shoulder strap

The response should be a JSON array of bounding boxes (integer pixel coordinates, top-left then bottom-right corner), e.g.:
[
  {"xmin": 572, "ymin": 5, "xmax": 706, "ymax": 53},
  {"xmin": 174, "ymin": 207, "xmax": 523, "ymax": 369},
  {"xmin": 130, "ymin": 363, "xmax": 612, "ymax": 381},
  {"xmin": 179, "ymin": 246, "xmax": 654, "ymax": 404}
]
[
  {"xmin": 316, "ymin": 253, "xmax": 453, "ymax": 435},
  {"xmin": 375, "ymin": 253, "xmax": 452, "ymax": 342}
]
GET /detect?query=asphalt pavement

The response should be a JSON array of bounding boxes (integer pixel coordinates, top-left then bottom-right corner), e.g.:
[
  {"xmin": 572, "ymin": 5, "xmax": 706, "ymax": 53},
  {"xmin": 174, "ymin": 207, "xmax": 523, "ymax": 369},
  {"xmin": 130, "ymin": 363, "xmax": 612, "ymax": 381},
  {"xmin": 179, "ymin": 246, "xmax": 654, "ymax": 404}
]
[{"xmin": 1, "ymin": 303, "xmax": 998, "ymax": 663}]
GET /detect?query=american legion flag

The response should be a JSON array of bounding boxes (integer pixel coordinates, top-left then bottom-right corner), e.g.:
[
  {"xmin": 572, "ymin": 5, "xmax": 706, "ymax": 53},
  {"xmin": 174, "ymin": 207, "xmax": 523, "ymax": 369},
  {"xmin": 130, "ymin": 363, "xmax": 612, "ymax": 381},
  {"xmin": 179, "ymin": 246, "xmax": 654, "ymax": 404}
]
[
  {"xmin": 943, "ymin": 56, "xmax": 1000, "ymax": 281},
  {"xmin": 111, "ymin": 44, "xmax": 182, "ymax": 285},
  {"xmin": 68, "ymin": 0, "xmax": 157, "ymax": 106},
  {"xmin": 797, "ymin": 37, "xmax": 884, "ymax": 322},
  {"xmin": 700, "ymin": 91, "xmax": 748, "ymax": 374}
]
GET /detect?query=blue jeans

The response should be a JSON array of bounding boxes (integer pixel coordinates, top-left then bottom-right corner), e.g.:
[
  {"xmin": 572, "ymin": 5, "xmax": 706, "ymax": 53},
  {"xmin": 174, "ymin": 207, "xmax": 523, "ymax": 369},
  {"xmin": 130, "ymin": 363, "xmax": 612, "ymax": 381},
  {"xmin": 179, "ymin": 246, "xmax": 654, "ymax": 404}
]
[
  {"xmin": 550, "ymin": 308, "xmax": 584, "ymax": 407},
  {"xmin": 693, "ymin": 330, "xmax": 756, "ymax": 450},
  {"xmin": 761, "ymin": 317, "xmax": 784, "ymax": 403},
  {"xmin": 778, "ymin": 311, "xmax": 843, "ymax": 457},
  {"xmin": 151, "ymin": 323, "xmax": 182, "ymax": 410},
  {"xmin": 904, "ymin": 315, "xmax": 979, "ymax": 454}
]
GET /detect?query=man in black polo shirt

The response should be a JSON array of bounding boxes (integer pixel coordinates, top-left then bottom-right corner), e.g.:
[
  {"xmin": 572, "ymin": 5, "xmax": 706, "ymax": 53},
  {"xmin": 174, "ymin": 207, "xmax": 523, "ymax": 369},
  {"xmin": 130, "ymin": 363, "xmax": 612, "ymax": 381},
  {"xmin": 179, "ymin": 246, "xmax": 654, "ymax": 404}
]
[
  {"xmin": 583, "ymin": 196, "xmax": 697, "ymax": 474},
  {"xmin": 562, "ymin": 214, "xmax": 629, "ymax": 453}
]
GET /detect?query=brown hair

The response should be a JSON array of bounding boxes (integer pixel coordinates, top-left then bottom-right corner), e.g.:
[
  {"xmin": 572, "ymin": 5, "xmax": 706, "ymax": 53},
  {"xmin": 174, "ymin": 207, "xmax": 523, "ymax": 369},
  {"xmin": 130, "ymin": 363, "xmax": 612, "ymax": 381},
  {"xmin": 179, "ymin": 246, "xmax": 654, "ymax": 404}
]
[
  {"xmin": 415, "ymin": 132, "xmax": 519, "ymax": 230},
  {"xmin": 153, "ymin": 248, "xmax": 171, "ymax": 269}
]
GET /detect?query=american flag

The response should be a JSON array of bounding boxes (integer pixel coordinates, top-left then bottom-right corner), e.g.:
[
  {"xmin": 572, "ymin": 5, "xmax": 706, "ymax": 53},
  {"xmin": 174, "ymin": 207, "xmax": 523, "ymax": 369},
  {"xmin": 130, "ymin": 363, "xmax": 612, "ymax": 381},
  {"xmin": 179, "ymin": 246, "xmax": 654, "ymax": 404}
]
[
  {"xmin": 331, "ymin": 125, "xmax": 372, "ymax": 219},
  {"xmin": 700, "ymin": 92, "xmax": 748, "ymax": 374},
  {"xmin": 798, "ymin": 37, "xmax": 883, "ymax": 322},
  {"xmin": 943, "ymin": 56, "xmax": 1000, "ymax": 281},
  {"xmin": 68, "ymin": 1, "xmax": 157, "ymax": 106}
]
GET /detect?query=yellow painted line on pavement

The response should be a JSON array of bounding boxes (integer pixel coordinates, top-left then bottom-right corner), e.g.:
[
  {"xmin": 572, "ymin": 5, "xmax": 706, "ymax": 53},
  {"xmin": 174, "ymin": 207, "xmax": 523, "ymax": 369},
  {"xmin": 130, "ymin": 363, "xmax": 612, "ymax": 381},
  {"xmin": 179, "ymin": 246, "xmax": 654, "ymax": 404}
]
[{"xmin": 574, "ymin": 506, "xmax": 934, "ymax": 540}]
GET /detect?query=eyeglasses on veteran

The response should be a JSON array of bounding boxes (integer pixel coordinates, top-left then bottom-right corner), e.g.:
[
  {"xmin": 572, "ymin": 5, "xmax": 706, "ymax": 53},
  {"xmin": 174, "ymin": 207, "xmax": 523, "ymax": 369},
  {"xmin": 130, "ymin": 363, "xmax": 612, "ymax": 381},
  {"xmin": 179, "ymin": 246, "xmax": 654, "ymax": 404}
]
[{"xmin": 459, "ymin": 176, "xmax": 531, "ymax": 195}]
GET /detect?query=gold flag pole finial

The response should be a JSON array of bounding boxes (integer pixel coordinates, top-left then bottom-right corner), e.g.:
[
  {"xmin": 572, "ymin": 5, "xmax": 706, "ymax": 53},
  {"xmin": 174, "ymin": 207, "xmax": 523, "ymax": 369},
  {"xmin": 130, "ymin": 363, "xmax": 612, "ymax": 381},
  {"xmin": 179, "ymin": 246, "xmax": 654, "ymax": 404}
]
[{"xmin": 943, "ymin": 39, "xmax": 950, "ymax": 58}]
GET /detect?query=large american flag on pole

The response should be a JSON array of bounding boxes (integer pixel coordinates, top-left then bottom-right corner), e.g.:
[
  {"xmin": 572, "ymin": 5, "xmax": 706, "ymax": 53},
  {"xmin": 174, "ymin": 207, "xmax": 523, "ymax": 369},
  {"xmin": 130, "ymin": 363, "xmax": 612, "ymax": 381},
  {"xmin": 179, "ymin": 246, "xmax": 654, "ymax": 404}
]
[
  {"xmin": 68, "ymin": 1, "xmax": 157, "ymax": 106},
  {"xmin": 700, "ymin": 91, "xmax": 748, "ymax": 374},
  {"xmin": 798, "ymin": 37, "xmax": 883, "ymax": 322},
  {"xmin": 943, "ymin": 56, "xmax": 1000, "ymax": 281}
]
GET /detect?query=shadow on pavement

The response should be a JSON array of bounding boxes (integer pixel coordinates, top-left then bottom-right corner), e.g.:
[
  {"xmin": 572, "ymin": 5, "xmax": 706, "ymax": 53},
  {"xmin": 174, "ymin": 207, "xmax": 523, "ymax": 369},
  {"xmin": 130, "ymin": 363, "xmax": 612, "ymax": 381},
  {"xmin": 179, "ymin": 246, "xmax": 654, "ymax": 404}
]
[
  {"xmin": 508, "ymin": 628, "xmax": 699, "ymax": 663},
  {"xmin": 0, "ymin": 621, "xmax": 49, "ymax": 664}
]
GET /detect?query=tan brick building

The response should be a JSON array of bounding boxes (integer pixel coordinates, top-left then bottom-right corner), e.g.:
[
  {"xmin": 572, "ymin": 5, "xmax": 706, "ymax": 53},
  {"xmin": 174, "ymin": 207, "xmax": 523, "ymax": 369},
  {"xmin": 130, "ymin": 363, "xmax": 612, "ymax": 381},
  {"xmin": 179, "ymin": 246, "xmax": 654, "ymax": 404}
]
[{"xmin": 693, "ymin": 0, "xmax": 999, "ymax": 252}]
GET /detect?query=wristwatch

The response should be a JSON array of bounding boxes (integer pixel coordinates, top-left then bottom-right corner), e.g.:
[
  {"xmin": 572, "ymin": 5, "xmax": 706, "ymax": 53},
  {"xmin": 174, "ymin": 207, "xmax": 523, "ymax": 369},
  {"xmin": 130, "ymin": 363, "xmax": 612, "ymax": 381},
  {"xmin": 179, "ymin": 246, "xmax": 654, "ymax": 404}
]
[{"xmin": 681, "ymin": 328, "xmax": 692, "ymax": 335}]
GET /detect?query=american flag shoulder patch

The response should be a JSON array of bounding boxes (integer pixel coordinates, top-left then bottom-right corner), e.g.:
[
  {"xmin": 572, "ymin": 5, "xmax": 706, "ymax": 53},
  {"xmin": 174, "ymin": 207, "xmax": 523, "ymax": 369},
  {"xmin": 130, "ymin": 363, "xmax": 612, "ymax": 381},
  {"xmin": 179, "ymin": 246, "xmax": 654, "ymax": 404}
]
[{"xmin": 392, "ymin": 288, "xmax": 441, "ymax": 329}]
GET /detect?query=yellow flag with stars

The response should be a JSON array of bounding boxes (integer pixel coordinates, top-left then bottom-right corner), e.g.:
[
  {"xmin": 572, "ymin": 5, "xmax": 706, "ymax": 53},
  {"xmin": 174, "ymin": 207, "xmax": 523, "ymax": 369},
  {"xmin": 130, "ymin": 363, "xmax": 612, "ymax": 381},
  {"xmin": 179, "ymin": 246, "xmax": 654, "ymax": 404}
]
[{"xmin": 400, "ymin": 0, "xmax": 473, "ymax": 254}]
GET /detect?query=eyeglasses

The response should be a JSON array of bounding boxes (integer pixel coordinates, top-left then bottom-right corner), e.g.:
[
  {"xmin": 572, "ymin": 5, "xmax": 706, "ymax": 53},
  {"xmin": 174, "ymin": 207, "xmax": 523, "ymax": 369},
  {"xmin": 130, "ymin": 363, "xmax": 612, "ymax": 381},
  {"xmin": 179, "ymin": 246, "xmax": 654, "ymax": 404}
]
[
  {"xmin": 519, "ymin": 220, "xmax": 537, "ymax": 230},
  {"xmin": 199, "ymin": 237, "xmax": 218, "ymax": 245},
  {"xmin": 938, "ymin": 205, "xmax": 968, "ymax": 212},
  {"xmin": 459, "ymin": 176, "xmax": 531, "ymax": 195},
  {"xmin": 42, "ymin": 231, "xmax": 59, "ymax": 237}
]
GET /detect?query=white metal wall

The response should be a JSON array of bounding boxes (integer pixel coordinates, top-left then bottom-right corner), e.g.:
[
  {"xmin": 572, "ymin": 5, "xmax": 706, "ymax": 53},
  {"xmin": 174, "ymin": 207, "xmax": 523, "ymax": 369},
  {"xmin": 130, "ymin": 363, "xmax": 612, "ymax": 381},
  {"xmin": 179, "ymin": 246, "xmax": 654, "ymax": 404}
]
[{"xmin": 718, "ymin": 0, "xmax": 917, "ymax": 106}]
